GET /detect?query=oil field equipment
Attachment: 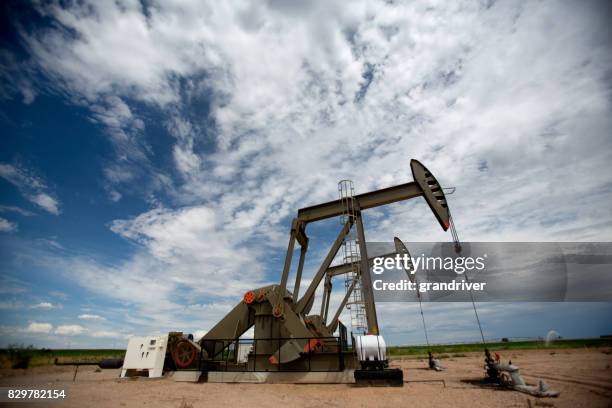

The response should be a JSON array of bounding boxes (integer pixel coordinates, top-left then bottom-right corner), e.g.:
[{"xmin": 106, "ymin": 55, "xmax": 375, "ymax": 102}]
[
  {"xmin": 481, "ymin": 349, "xmax": 560, "ymax": 397},
  {"xmin": 435, "ymin": 217, "xmax": 561, "ymax": 397},
  {"xmin": 394, "ymin": 237, "xmax": 444, "ymax": 371},
  {"xmin": 163, "ymin": 159, "xmax": 453, "ymax": 384},
  {"xmin": 120, "ymin": 335, "xmax": 169, "ymax": 378}
]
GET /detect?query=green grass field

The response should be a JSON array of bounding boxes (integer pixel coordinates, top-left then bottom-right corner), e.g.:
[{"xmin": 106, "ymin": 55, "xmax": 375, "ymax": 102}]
[
  {"xmin": 1, "ymin": 338, "xmax": 610, "ymax": 368},
  {"xmin": 0, "ymin": 348, "xmax": 125, "ymax": 369},
  {"xmin": 387, "ymin": 338, "xmax": 612, "ymax": 359}
]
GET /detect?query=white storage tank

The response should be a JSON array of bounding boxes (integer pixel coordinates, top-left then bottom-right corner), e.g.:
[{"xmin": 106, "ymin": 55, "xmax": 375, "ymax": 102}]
[{"xmin": 354, "ymin": 335, "xmax": 386, "ymax": 362}]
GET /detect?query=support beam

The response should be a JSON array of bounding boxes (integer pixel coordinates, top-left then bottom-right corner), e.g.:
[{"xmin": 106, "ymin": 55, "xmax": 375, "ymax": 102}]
[
  {"xmin": 296, "ymin": 218, "xmax": 353, "ymax": 314},
  {"xmin": 279, "ymin": 218, "xmax": 298, "ymax": 296},
  {"xmin": 326, "ymin": 262, "xmax": 355, "ymax": 278},
  {"xmin": 320, "ymin": 275, "xmax": 329, "ymax": 317},
  {"xmin": 298, "ymin": 182, "xmax": 423, "ymax": 223},
  {"xmin": 322, "ymin": 275, "xmax": 332, "ymax": 323},
  {"xmin": 292, "ymin": 243, "xmax": 308, "ymax": 300},
  {"xmin": 295, "ymin": 222, "xmax": 308, "ymax": 247},
  {"xmin": 355, "ymin": 213, "xmax": 379, "ymax": 335},
  {"xmin": 201, "ymin": 301, "xmax": 254, "ymax": 357},
  {"xmin": 327, "ymin": 278, "xmax": 357, "ymax": 333}
]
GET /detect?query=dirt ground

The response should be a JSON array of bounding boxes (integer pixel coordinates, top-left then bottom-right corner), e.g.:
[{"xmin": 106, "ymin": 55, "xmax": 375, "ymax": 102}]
[{"xmin": 0, "ymin": 348, "xmax": 610, "ymax": 408}]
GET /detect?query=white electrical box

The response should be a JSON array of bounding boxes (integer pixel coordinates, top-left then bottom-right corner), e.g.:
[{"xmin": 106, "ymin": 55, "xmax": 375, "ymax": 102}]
[{"xmin": 120, "ymin": 335, "xmax": 169, "ymax": 378}]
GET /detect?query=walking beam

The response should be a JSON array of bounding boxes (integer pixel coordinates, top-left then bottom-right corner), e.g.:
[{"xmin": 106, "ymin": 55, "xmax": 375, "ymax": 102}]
[
  {"xmin": 297, "ymin": 182, "xmax": 422, "ymax": 223},
  {"xmin": 296, "ymin": 159, "xmax": 451, "ymax": 232}
]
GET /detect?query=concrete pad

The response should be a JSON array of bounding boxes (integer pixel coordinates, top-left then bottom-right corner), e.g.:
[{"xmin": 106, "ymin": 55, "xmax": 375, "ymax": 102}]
[
  {"xmin": 206, "ymin": 370, "xmax": 355, "ymax": 384},
  {"xmin": 172, "ymin": 371, "xmax": 203, "ymax": 382}
]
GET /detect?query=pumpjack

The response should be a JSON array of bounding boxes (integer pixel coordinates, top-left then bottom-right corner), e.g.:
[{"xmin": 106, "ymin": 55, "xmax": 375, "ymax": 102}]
[{"xmin": 168, "ymin": 159, "xmax": 453, "ymax": 384}]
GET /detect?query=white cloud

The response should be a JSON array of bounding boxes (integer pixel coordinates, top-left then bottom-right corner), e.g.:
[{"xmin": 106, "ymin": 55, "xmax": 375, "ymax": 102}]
[
  {"xmin": 49, "ymin": 290, "xmax": 68, "ymax": 299},
  {"xmin": 90, "ymin": 330, "xmax": 118, "ymax": 338},
  {"xmin": 0, "ymin": 163, "xmax": 61, "ymax": 215},
  {"xmin": 29, "ymin": 193, "xmax": 60, "ymax": 216},
  {"xmin": 109, "ymin": 190, "xmax": 122, "ymax": 202},
  {"xmin": 0, "ymin": 276, "xmax": 29, "ymax": 295},
  {"xmin": 36, "ymin": 238, "xmax": 63, "ymax": 250},
  {"xmin": 0, "ymin": 217, "xmax": 17, "ymax": 232},
  {"xmin": 55, "ymin": 324, "xmax": 85, "ymax": 336},
  {"xmin": 31, "ymin": 302, "xmax": 59, "ymax": 309},
  {"xmin": 107, "ymin": 206, "xmax": 267, "ymax": 296},
  {"xmin": 19, "ymin": 1, "xmax": 612, "ymax": 241},
  {"xmin": 0, "ymin": 300, "xmax": 23, "ymax": 310},
  {"xmin": 0, "ymin": 205, "xmax": 35, "ymax": 217},
  {"xmin": 0, "ymin": 300, "xmax": 60, "ymax": 310},
  {"xmin": 78, "ymin": 314, "xmax": 105, "ymax": 321},
  {"xmin": 25, "ymin": 322, "xmax": 52, "ymax": 333}
]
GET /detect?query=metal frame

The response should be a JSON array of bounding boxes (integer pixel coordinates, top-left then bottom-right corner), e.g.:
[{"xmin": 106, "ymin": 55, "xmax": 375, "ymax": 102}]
[
  {"xmin": 282, "ymin": 159, "xmax": 451, "ymax": 335},
  {"xmin": 190, "ymin": 336, "xmax": 348, "ymax": 373}
]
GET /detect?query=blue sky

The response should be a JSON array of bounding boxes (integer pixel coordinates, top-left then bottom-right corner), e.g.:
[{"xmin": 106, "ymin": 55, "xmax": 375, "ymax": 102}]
[{"xmin": 1, "ymin": 0, "xmax": 611, "ymax": 348}]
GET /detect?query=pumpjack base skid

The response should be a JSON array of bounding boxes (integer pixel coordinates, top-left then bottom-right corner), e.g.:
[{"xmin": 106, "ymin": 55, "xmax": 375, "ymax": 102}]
[
  {"xmin": 354, "ymin": 368, "xmax": 404, "ymax": 387},
  {"xmin": 205, "ymin": 370, "xmax": 357, "ymax": 384}
]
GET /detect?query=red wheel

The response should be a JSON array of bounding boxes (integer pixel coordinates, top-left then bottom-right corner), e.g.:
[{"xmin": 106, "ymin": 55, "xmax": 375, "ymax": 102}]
[{"xmin": 172, "ymin": 339, "xmax": 197, "ymax": 368}]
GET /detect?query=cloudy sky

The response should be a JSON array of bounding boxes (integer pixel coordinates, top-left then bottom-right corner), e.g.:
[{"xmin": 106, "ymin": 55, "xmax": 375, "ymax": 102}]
[{"xmin": 0, "ymin": 0, "xmax": 611, "ymax": 348}]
